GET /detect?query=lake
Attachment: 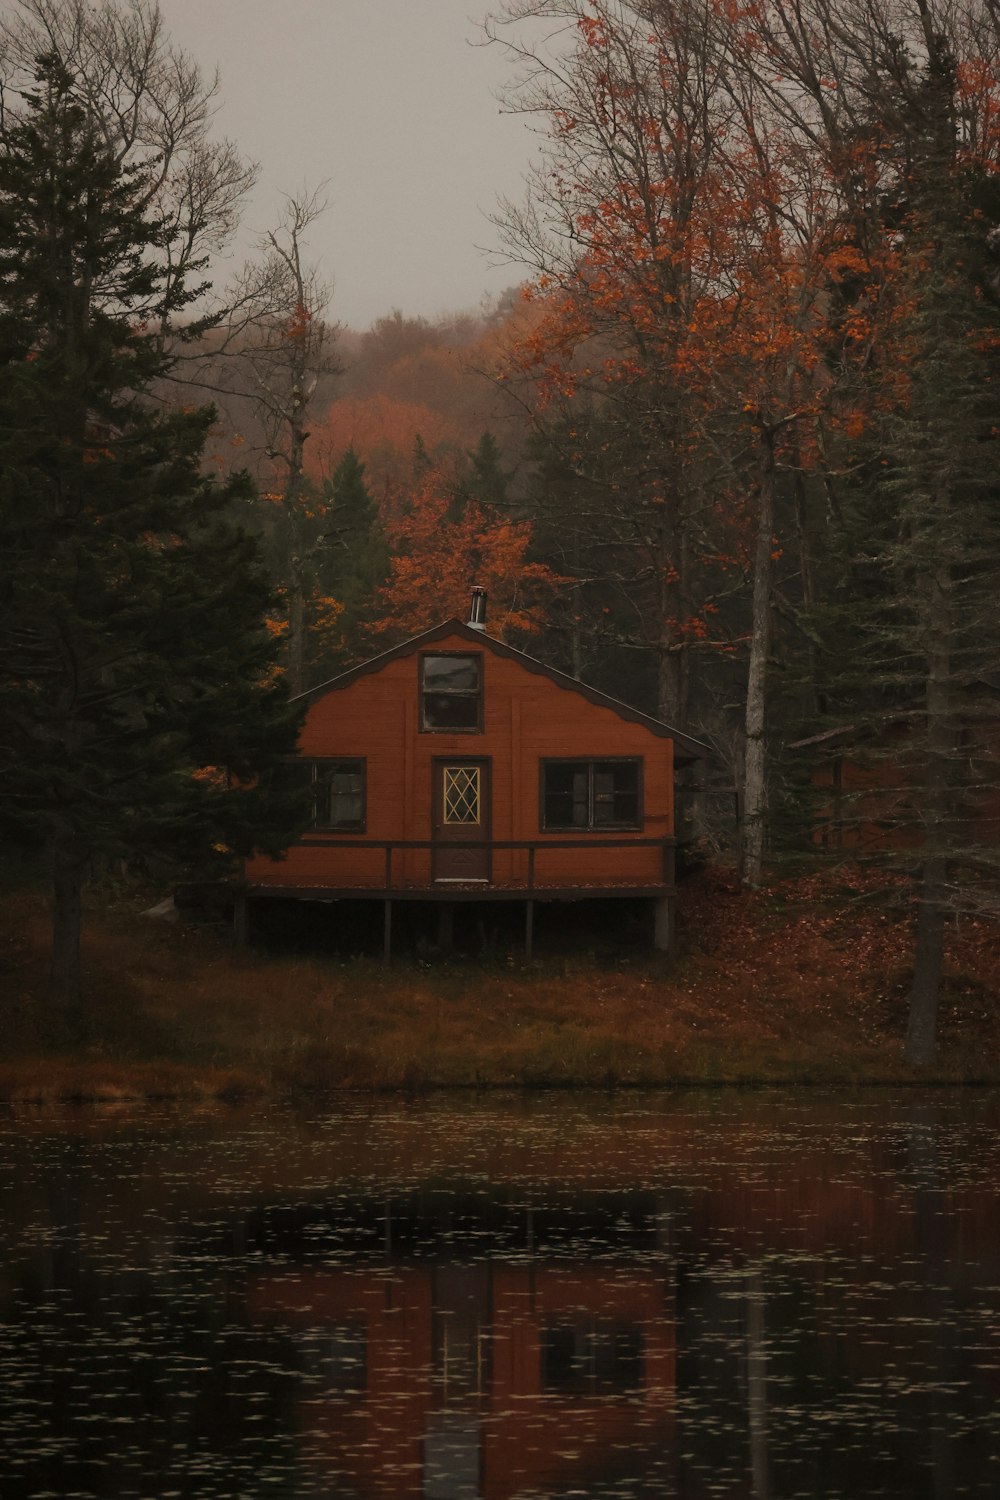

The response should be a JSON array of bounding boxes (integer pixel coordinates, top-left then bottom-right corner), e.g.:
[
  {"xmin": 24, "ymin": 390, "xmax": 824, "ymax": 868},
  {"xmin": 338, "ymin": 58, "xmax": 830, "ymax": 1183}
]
[{"xmin": 2, "ymin": 1090, "xmax": 999, "ymax": 1498}]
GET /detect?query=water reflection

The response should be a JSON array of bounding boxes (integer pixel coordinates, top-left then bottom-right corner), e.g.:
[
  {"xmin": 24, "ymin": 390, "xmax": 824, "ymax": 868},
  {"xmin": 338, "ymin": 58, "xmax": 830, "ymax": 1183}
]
[
  {"xmin": 1, "ymin": 1092, "xmax": 1000, "ymax": 1498},
  {"xmin": 246, "ymin": 1258, "xmax": 674, "ymax": 1498}
]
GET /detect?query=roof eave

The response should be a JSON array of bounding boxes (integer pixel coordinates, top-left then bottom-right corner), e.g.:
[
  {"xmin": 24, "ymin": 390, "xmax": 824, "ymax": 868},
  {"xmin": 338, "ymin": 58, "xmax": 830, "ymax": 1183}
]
[{"xmin": 296, "ymin": 618, "xmax": 711, "ymax": 760}]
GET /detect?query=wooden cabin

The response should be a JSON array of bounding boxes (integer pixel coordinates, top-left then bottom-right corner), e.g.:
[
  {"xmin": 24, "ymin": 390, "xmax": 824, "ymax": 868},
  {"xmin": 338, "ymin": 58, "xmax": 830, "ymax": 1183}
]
[{"xmin": 242, "ymin": 590, "xmax": 708, "ymax": 957}]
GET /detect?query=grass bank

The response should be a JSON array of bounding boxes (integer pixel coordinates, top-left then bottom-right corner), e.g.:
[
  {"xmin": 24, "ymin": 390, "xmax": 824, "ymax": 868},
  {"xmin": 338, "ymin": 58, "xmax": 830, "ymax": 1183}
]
[{"xmin": 1, "ymin": 869, "xmax": 998, "ymax": 1101}]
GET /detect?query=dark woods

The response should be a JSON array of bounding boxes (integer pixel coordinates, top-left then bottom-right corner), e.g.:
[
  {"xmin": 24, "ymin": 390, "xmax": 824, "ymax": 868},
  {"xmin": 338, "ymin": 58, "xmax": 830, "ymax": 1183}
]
[{"xmin": 0, "ymin": 13, "xmax": 304, "ymax": 1025}]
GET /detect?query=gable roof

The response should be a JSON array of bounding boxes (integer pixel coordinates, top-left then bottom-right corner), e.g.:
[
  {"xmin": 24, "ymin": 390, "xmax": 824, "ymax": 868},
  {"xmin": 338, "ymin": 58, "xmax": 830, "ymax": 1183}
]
[{"xmin": 297, "ymin": 619, "xmax": 710, "ymax": 764}]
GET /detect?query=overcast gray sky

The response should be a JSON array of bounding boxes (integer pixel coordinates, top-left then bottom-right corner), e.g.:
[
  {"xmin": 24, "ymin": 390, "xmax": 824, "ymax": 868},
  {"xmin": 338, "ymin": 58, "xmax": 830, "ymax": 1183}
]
[{"xmin": 156, "ymin": 0, "xmax": 538, "ymax": 330}]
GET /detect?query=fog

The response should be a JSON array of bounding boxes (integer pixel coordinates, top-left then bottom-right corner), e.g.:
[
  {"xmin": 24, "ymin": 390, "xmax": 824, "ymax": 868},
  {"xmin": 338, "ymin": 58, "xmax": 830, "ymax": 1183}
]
[{"xmin": 156, "ymin": 0, "xmax": 539, "ymax": 328}]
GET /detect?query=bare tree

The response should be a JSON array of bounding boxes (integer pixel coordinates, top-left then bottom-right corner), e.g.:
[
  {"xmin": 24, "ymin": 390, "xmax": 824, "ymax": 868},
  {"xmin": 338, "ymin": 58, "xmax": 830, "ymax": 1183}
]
[
  {"xmin": 485, "ymin": 0, "xmax": 737, "ymax": 732},
  {"xmin": 484, "ymin": 0, "xmax": 858, "ymax": 888},
  {"xmin": 219, "ymin": 188, "xmax": 340, "ymax": 695},
  {"xmin": 0, "ymin": 0, "xmax": 256, "ymax": 334}
]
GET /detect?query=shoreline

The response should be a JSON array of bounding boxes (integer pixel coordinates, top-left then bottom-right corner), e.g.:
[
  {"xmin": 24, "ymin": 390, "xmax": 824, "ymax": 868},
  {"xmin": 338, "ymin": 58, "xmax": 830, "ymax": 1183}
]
[
  {"xmin": 4, "ymin": 1069, "xmax": 1000, "ymax": 1106},
  {"xmin": 3, "ymin": 868, "xmax": 998, "ymax": 1102}
]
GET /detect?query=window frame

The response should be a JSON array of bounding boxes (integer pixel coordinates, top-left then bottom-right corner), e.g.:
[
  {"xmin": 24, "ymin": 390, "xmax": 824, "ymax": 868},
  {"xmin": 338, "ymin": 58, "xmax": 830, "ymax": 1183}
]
[
  {"xmin": 419, "ymin": 651, "xmax": 484, "ymax": 734},
  {"xmin": 539, "ymin": 757, "xmax": 643, "ymax": 832},
  {"xmin": 283, "ymin": 756, "xmax": 367, "ymax": 833}
]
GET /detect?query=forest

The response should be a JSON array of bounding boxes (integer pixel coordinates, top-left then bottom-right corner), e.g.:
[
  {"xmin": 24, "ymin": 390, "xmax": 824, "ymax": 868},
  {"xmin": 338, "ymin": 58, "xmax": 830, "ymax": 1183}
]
[{"xmin": 2, "ymin": 0, "xmax": 1000, "ymax": 1074}]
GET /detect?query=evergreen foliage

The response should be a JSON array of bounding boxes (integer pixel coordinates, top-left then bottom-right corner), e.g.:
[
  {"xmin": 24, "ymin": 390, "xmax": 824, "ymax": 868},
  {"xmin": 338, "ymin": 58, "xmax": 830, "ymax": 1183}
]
[
  {"xmin": 313, "ymin": 446, "xmax": 389, "ymax": 673},
  {"xmin": 450, "ymin": 431, "xmax": 514, "ymax": 519},
  {"xmin": 0, "ymin": 58, "xmax": 305, "ymax": 1019},
  {"xmin": 771, "ymin": 39, "xmax": 1000, "ymax": 1060}
]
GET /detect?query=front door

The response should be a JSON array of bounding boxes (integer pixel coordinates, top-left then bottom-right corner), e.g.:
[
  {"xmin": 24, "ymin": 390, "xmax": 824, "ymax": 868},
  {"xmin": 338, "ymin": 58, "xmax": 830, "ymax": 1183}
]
[{"xmin": 432, "ymin": 759, "xmax": 491, "ymax": 882}]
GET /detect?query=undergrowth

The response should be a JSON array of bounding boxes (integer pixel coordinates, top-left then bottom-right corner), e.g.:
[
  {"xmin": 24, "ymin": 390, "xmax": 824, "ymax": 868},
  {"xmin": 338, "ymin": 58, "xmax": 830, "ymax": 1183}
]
[{"xmin": 0, "ymin": 868, "xmax": 997, "ymax": 1100}]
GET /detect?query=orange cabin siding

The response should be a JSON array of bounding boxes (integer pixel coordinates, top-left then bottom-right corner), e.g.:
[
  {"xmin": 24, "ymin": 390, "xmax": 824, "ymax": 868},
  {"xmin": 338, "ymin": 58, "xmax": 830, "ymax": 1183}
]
[{"xmin": 246, "ymin": 630, "xmax": 677, "ymax": 894}]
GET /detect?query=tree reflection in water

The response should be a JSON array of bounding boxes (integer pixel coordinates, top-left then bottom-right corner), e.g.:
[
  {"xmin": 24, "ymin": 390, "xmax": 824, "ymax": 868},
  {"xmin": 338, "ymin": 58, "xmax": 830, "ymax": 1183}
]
[{"xmin": 1, "ymin": 1091, "xmax": 999, "ymax": 1498}]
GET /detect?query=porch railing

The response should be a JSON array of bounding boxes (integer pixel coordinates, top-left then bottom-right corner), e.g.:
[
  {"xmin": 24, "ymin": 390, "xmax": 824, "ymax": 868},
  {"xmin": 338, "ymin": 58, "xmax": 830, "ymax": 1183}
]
[{"xmin": 294, "ymin": 835, "xmax": 676, "ymax": 891}]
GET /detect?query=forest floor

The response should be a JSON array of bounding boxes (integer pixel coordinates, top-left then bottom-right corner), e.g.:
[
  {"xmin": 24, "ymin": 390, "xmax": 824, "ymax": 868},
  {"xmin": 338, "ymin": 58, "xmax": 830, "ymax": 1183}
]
[{"xmin": 1, "ymin": 866, "xmax": 998, "ymax": 1101}]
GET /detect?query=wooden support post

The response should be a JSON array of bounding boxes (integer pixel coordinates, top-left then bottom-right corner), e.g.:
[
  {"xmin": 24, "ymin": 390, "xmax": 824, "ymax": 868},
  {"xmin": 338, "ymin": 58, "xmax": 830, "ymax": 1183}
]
[
  {"xmin": 661, "ymin": 840, "xmax": 676, "ymax": 885},
  {"xmin": 652, "ymin": 893, "xmax": 673, "ymax": 953},
  {"xmin": 233, "ymin": 891, "xmax": 249, "ymax": 948},
  {"xmin": 383, "ymin": 898, "xmax": 393, "ymax": 963},
  {"xmin": 437, "ymin": 901, "xmax": 455, "ymax": 954},
  {"xmin": 525, "ymin": 898, "xmax": 535, "ymax": 961}
]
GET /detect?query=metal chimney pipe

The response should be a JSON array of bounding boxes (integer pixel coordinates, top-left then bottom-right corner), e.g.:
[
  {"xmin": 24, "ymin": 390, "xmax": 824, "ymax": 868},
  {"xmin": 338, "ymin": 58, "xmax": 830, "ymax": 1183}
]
[{"xmin": 467, "ymin": 586, "xmax": 487, "ymax": 631}]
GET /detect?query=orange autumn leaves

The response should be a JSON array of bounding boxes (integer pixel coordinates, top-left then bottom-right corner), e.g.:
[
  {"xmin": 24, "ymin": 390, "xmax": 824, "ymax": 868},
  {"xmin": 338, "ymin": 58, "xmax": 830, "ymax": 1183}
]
[
  {"xmin": 514, "ymin": 134, "xmax": 884, "ymax": 455},
  {"xmin": 261, "ymin": 457, "xmax": 558, "ymax": 661},
  {"xmin": 488, "ymin": 1, "xmax": 928, "ymax": 710},
  {"xmin": 373, "ymin": 460, "xmax": 559, "ymax": 641},
  {"xmin": 501, "ymin": 1, "xmax": 926, "ymax": 428}
]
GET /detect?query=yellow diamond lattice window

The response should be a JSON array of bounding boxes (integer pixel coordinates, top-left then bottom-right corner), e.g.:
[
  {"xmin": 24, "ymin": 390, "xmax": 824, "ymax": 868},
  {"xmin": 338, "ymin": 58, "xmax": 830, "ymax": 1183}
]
[{"xmin": 444, "ymin": 767, "xmax": 481, "ymax": 824}]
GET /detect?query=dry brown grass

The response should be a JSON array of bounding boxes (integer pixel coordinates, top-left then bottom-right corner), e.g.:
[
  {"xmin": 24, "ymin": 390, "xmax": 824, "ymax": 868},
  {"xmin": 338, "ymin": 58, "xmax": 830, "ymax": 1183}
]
[{"xmin": 1, "ymin": 870, "xmax": 997, "ymax": 1100}]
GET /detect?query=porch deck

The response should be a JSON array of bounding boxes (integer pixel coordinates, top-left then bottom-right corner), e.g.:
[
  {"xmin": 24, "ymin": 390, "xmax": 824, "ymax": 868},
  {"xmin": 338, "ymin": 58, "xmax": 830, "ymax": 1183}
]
[{"xmin": 240, "ymin": 837, "xmax": 676, "ymax": 957}]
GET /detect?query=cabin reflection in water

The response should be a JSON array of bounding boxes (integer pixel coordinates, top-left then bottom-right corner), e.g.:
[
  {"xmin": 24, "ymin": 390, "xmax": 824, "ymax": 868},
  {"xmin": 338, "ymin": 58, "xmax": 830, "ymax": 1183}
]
[
  {"xmin": 247, "ymin": 1259, "xmax": 675, "ymax": 1498},
  {"xmin": 6, "ymin": 1102, "xmax": 999, "ymax": 1498}
]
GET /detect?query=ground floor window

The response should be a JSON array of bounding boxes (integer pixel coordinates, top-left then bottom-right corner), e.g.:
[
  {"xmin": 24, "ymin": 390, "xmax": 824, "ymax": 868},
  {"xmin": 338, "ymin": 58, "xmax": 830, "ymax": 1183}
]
[
  {"xmin": 280, "ymin": 758, "xmax": 366, "ymax": 831},
  {"xmin": 541, "ymin": 759, "xmax": 642, "ymax": 831}
]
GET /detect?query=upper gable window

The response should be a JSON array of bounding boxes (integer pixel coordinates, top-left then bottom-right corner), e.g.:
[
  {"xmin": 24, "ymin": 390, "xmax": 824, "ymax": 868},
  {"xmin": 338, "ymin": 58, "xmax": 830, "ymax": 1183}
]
[{"xmin": 421, "ymin": 653, "xmax": 482, "ymax": 732}]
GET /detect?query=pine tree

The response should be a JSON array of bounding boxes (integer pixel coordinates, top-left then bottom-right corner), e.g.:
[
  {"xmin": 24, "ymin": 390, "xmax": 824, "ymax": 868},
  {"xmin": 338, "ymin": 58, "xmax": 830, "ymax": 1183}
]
[
  {"xmin": 448, "ymin": 431, "xmax": 515, "ymax": 522},
  {"xmin": 313, "ymin": 446, "xmax": 389, "ymax": 671},
  {"xmin": 781, "ymin": 42, "xmax": 1000, "ymax": 1064},
  {"xmin": 411, "ymin": 433, "xmax": 433, "ymax": 478},
  {"xmin": 466, "ymin": 432, "xmax": 512, "ymax": 510},
  {"xmin": 873, "ymin": 196, "xmax": 1000, "ymax": 1062},
  {"xmin": 0, "ymin": 58, "xmax": 304, "ymax": 1026}
]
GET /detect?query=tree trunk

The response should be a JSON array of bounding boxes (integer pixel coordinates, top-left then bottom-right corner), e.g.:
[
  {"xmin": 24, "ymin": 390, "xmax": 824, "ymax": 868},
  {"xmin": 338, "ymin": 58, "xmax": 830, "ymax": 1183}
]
[
  {"xmin": 288, "ymin": 551, "xmax": 305, "ymax": 698},
  {"xmin": 678, "ymin": 520, "xmax": 692, "ymax": 727},
  {"xmin": 793, "ymin": 466, "xmax": 824, "ymax": 717},
  {"xmin": 656, "ymin": 521, "xmax": 685, "ymax": 727},
  {"xmin": 906, "ymin": 860, "xmax": 946, "ymax": 1066},
  {"xmin": 50, "ymin": 832, "xmax": 87, "ymax": 1033},
  {"xmin": 905, "ymin": 552, "xmax": 952, "ymax": 1066},
  {"xmin": 740, "ymin": 435, "xmax": 776, "ymax": 886},
  {"xmin": 656, "ymin": 643, "xmax": 683, "ymax": 728},
  {"xmin": 570, "ymin": 549, "xmax": 584, "ymax": 678}
]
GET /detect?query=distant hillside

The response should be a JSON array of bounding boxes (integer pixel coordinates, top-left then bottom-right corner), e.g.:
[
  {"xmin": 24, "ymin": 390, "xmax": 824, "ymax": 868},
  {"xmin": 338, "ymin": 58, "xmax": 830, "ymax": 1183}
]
[{"xmin": 167, "ymin": 293, "xmax": 540, "ymax": 496}]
